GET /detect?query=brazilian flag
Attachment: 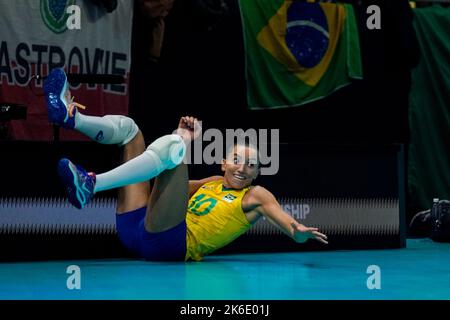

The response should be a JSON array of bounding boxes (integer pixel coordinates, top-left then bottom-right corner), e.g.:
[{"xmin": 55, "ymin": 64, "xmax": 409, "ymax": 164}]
[{"xmin": 239, "ymin": 0, "xmax": 363, "ymax": 109}]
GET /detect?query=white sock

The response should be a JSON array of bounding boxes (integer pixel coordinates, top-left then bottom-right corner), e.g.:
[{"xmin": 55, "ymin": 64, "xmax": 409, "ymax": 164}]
[
  {"xmin": 74, "ymin": 113, "xmax": 138, "ymax": 146},
  {"xmin": 94, "ymin": 149, "xmax": 161, "ymax": 193},
  {"xmin": 94, "ymin": 134, "xmax": 186, "ymax": 193}
]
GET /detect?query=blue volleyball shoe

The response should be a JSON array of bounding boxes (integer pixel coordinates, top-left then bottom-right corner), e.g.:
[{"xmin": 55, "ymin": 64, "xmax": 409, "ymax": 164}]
[
  {"xmin": 58, "ymin": 158, "xmax": 96, "ymax": 209},
  {"xmin": 44, "ymin": 68, "xmax": 77, "ymax": 129}
]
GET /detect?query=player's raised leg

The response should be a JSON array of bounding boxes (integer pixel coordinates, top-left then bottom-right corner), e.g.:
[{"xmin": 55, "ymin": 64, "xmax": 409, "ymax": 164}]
[
  {"xmin": 144, "ymin": 116, "xmax": 200, "ymax": 233},
  {"xmin": 56, "ymin": 133, "xmax": 186, "ymax": 209},
  {"xmin": 144, "ymin": 163, "xmax": 189, "ymax": 233},
  {"xmin": 116, "ymin": 130, "xmax": 150, "ymax": 214},
  {"xmin": 44, "ymin": 68, "xmax": 138, "ymax": 146}
]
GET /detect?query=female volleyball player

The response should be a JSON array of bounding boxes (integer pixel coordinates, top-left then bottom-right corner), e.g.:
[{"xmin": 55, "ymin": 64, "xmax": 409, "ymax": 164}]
[{"xmin": 44, "ymin": 68, "xmax": 328, "ymax": 262}]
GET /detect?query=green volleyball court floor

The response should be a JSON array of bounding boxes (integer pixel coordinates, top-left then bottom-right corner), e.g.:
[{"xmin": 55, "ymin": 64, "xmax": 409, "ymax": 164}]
[{"xmin": 0, "ymin": 239, "xmax": 448, "ymax": 300}]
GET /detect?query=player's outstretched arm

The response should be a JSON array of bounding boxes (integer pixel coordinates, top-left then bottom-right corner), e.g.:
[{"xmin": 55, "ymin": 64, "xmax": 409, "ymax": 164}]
[{"xmin": 251, "ymin": 186, "xmax": 328, "ymax": 245}]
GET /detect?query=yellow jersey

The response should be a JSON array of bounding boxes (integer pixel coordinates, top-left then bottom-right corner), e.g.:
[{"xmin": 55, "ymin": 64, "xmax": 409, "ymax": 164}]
[{"xmin": 185, "ymin": 180, "xmax": 252, "ymax": 261}]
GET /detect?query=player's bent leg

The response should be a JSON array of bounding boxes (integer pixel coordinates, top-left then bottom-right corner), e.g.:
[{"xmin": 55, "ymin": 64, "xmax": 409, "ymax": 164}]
[
  {"xmin": 75, "ymin": 114, "xmax": 139, "ymax": 146},
  {"xmin": 117, "ymin": 136, "xmax": 189, "ymax": 261},
  {"xmin": 117, "ymin": 130, "xmax": 150, "ymax": 214},
  {"xmin": 56, "ymin": 129, "xmax": 146, "ymax": 210},
  {"xmin": 94, "ymin": 134, "xmax": 185, "ymax": 193},
  {"xmin": 44, "ymin": 68, "xmax": 139, "ymax": 146},
  {"xmin": 144, "ymin": 163, "xmax": 189, "ymax": 233},
  {"xmin": 58, "ymin": 133, "xmax": 186, "ymax": 210},
  {"xmin": 57, "ymin": 158, "xmax": 96, "ymax": 209},
  {"xmin": 146, "ymin": 133, "xmax": 186, "ymax": 170}
]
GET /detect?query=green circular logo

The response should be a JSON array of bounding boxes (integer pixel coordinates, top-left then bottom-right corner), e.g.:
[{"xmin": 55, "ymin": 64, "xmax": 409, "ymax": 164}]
[{"xmin": 40, "ymin": 0, "xmax": 76, "ymax": 34}]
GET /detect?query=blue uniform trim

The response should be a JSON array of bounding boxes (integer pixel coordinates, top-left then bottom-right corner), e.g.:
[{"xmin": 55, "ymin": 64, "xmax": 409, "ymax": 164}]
[{"xmin": 116, "ymin": 206, "xmax": 187, "ymax": 261}]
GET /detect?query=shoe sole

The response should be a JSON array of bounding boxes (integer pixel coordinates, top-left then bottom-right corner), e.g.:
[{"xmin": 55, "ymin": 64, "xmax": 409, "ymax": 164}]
[
  {"xmin": 45, "ymin": 69, "xmax": 71, "ymax": 126},
  {"xmin": 59, "ymin": 76, "xmax": 69, "ymax": 124},
  {"xmin": 57, "ymin": 158, "xmax": 86, "ymax": 209}
]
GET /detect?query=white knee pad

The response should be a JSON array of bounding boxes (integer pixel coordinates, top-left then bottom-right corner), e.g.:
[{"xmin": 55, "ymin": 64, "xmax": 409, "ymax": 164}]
[
  {"xmin": 103, "ymin": 115, "xmax": 139, "ymax": 146},
  {"xmin": 146, "ymin": 134, "xmax": 186, "ymax": 170}
]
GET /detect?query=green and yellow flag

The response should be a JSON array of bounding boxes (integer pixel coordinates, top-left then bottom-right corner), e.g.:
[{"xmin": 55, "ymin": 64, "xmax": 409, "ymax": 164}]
[{"xmin": 239, "ymin": 0, "xmax": 363, "ymax": 109}]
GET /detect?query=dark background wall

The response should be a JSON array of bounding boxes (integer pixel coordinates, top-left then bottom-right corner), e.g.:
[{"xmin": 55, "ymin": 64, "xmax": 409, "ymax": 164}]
[
  {"xmin": 129, "ymin": 0, "xmax": 419, "ymax": 146},
  {"xmin": 0, "ymin": 0, "xmax": 421, "ymax": 223},
  {"xmin": 128, "ymin": 0, "xmax": 419, "ymax": 219}
]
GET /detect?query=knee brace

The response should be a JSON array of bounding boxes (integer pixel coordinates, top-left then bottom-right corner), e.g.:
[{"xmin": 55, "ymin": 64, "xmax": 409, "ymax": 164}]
[
  {"xmin": 103, "ymin": 115, "xmax": 139, "ymax": 146},
  {"xmin": 146, "ymin": 134, "xmax": 186, "ymax": 170}
]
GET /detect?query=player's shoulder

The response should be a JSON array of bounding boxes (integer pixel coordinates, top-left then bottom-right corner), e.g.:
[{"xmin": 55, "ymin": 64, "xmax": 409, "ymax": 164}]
[
  {"xmin": 247, "ymin": 185, "xmax": 274, "ymax": 202},
  {"xmin": 244, "ymin": 185, "xmax": 277, "ymax": 211},
  {"xmin": 201, "ymin": 176, "xmax": 223, "ymax": 184}
]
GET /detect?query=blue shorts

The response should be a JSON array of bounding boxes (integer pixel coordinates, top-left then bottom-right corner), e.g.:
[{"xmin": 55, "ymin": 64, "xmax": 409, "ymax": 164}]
[{"xmin": 116, "ymin": 206, "xmax": 187, "ymax": 261}]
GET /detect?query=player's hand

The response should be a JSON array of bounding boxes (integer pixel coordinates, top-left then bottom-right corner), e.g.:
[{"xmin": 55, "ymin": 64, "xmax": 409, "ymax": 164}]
[
  {"xmin": 291, "ymin": 222, "xmax": 328, "ymax": 245},
  {"xmin": 177, "ymin": 116, "xmax": 201, "ymax": 143}
]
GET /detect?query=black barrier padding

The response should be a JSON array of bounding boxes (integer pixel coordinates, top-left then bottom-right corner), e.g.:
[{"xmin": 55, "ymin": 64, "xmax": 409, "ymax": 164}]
[
  {"xmin": 0, "ymin": 233, "xmax": 403, "ymax": 261},
  {"xmin": 0, "ymin": 234, "xmax": 130, "ymax": 262},
  {"xmin": 1, "ymin": 142, "xmax": 402, "ymax": 199},
  {"xmin": 190, "ymin": 143, "xmax": 402, "ymax": 199},
  {"xmin": 264, "ymin": 143, "xmax": 400, "ymax": 199},
  {"xmin": 0, "ymin": 141, "xmax": 405, "ymax": 260},
  {"xmin": 0, "ymin": 141, "xmax": 120, "ymax": 198},
  {"xmin": 0, "ymin": 232, "xmax": 402, "ymax": 262}
]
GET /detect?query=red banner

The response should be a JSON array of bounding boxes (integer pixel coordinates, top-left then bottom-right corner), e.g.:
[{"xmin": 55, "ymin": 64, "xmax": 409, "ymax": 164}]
[{"xmin": 0, "ymin": 0, "xmax": 133, "ymax": 140}]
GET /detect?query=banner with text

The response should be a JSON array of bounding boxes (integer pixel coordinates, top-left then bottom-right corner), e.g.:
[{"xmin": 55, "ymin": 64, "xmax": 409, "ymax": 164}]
[{"xmin": 0, "ymin": 0, "xmax": 134, "ymax": 140}]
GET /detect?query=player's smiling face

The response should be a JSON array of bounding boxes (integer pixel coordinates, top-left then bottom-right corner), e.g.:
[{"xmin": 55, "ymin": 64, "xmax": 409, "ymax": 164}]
[{"xmin": 221, "ymin": 145, "xmax": 259, "ymax": 189}]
